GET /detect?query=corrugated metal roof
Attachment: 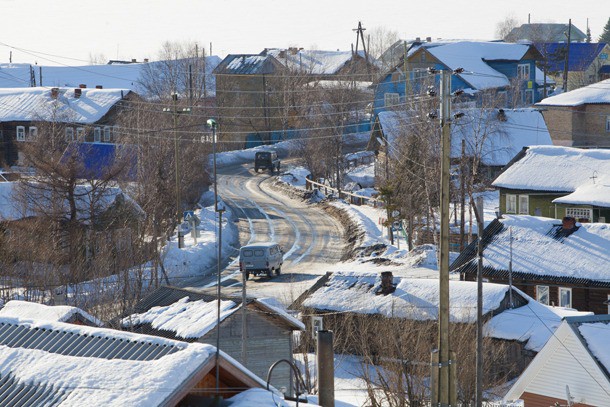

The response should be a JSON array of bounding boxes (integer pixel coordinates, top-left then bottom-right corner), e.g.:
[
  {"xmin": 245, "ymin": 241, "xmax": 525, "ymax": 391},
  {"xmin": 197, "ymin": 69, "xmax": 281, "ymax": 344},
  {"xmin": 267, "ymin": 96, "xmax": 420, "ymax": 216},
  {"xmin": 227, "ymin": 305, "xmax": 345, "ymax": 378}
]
[
  {"xmin": 213, "ymin": 54, "xmax": 280, "ymax": 75},
  {"xmin": 0, "ymin": 372, "xmax": 69, "ymax": 406},
  {"xmin": 536, "ymin": 43, "xmax": 608, "ymax": 72},
  {"xmin": 0, "ymin": 320, "xmax": 182, "ymax": 361}
]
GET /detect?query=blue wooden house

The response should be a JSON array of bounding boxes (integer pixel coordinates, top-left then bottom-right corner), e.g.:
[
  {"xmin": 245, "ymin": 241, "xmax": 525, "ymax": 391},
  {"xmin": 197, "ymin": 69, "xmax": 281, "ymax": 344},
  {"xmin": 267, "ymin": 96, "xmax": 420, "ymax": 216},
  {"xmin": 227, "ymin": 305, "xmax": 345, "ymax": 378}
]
[{"xmin": 373, "ymin": 41, "xmax": 544, "ymax": 116}]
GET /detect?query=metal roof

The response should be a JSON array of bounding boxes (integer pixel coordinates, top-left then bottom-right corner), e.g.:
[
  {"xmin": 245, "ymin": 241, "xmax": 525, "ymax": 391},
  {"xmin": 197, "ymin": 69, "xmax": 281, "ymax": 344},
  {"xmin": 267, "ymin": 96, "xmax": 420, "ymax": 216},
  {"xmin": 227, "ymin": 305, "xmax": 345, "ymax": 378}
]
[
  {"xmin": 0, "ymin": 320, "xmax": 182, "ymax": 361},
  {"xmin": 0, "ymin": 372, "xmax": 69, "ymax": 406},
  {"xmin": 213, "ymin": 54, "xmax": 282, "ymax": 75},
  {"xmin": 536, "ymin": 43, "xmax": 608, "ymax": 72}
]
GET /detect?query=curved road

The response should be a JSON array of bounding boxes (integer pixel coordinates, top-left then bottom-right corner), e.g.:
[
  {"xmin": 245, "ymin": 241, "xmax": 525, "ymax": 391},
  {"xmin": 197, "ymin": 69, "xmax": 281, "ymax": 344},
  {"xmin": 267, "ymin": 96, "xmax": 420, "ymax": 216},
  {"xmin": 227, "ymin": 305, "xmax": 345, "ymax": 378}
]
[{"xmin": 181, "ymin": 161, "xmax": 346, "ymax": 302}]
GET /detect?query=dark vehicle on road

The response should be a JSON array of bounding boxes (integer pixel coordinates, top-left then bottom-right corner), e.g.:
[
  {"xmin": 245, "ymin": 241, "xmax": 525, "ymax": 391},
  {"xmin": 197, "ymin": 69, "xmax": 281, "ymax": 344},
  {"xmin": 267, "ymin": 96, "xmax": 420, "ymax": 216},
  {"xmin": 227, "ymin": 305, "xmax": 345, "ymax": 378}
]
[{"xmin": 254, "ymin": 151, "xmax": 280, "ymax": 174}]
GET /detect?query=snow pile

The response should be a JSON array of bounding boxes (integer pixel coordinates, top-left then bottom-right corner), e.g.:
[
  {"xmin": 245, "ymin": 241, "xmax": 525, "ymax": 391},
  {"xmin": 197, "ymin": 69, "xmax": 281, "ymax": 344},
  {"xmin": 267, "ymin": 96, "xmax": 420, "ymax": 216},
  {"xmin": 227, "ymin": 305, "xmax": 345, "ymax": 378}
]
[
  {"xmin": 0, "ymin": 300, "xmax": 102, "ymax": 326},
  {"xmin": 121, "ymin": 296, "xmax": 239, "ymax": 339},
  {"xmin": 278, "ymin": 166, "xmax": 311, "ymax": 188},
  {"xmin": 303, "ymin": 273, "xmax": 510, "ymax": 323},
  {"xmin": 344, "ymin": 163, "xmax": 375, "ymax": 187}
]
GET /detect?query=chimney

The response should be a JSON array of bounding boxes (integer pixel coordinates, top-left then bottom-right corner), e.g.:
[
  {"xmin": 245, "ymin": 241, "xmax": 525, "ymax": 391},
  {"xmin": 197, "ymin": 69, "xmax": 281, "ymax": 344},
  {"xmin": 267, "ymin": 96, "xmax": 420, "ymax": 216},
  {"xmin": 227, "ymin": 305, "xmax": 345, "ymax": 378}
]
[
  {"xmin": 426, "ymin": 37, "xmax": 432, "ymax": 42},
  {"xmin": 95, "ymin": 85, "xmax": 103, "ymax": 89},
  {"xmin": 378, "ymin": 271, "xmax": 396, "ymax": 295},
  {"xmin": 51, "ymin": 87, "xmax": 59, "ymax": 99},
  {"xmin": 144, "ymin": 58, "xmax": 149, "ymax": 63},
  {"xmin": 79, "ymin": 84, "xmax": 86, "ymax": 89},
  {"xmin": 562, "ymin": 216, "xmax": 576, "ymax": 231},
  {"xmin": 416, "ymin": 37, "xmax": 421, "ymax": 42},
  {"xmin": 74, "ymin": 88, "xmax": 82, "ymax": 98},
  {"xmin": 131, "ymin": 58, "xmax": 137, "ymax": 63}
]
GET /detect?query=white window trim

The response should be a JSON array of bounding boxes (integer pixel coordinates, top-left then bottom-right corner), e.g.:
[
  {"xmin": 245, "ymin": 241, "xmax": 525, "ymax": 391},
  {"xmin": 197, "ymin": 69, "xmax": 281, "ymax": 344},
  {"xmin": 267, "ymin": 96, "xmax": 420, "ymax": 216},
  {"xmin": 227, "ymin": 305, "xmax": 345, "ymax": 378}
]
[
  {"xmin": 65, "ymin": 127, "xmax": 74, "ymax": 141},
  {"xmin": 506, "ymin": 194, "xmax": 517, "ymax": 214},
  {"xmin": 518, "ymin": 63, "xmax": 531, "ymax": 81},
  {"xmin": 384, "ymin": 92, "xmax": 400, "ymax": 108},
  {"xmin": 536, "ymin": 285, "xmax": 550, "ymax": 305},
  {"xmin": 518, "ymin": 195, "xmax": 529, "ymax": 215},
  {"xmin": 76, "ymin": 127, "xmax": 85, "ymax": 142},
  {"xmin": 94, "ymin": 127, "xmax": 101, "ymax": 142},
  {"xmin": 566, "ymin": 207, "xmax": 592, "ymax": 222},
  {"xmin": 606, "ymin": 115, "xmax": 610, "ymax": 132},
  {"xmin": 28, "ymin": 126, "xmax": 38, "ymax": 140},
  {"xmin": 559, "ymin": 287, "xmax": 572, "ymax": 308},
  {"xmin": 16, "ymin": 126, "xmax": 26, "ymax": 141},
  {"xmin": 607, "ymin": 294, "xmax": 610, "ymax": 314},
  {"xmin": 103, "ymin": 126, "xmax": 111, "ymax": 142}
]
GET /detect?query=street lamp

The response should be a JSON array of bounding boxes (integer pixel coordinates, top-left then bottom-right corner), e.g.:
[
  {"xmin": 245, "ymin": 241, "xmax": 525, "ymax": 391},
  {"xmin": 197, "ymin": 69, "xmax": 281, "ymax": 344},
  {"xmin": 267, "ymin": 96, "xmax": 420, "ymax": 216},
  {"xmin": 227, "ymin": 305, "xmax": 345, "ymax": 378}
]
[
  {"xmin": 207, "ymin": 118, "xmax": 225, "ymax": 393},
  {"xmin": 163, "ymin": 93, "xmax": 191, "ymax": 249}
]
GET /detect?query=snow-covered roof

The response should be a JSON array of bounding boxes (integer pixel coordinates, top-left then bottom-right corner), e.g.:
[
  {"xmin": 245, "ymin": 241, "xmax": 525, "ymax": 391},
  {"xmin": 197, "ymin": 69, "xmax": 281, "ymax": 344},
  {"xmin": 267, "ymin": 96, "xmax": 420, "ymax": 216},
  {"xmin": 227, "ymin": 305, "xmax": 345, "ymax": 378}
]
[
  {"xmin": 0, "ymin": 57, "xmax": 221, "ymax": 97},
  {"xmin": 0, "ymin": 181, "xmax": 140, "ymax": 222},
  {"xmin": 0, "ymin": 87, "xmax": 130, "ymax": 123},
  {"xmin": 265, "ymin": 49, "xmax": 372, "ymax": 76},
  {"xmin": 426, "ymin": 42, "xmax": 533, "ymax": 90},
  {"xmin": 302, "ymin": 273, "xmax": 510, "ymax": 323},
  {"xmin": 492, "ymin": 146, "xmax": 610, "ymax": 197},
  {"xmin": 577, "ymin": 318, "xmax": 610, "ymax": 377},
  {"xmin": 377, "ymin": 108, "xmax": 552, "ymax": 166},
  {"xmin": 0, "ymin": 316, "xmax": 267, "ymax": 406},
  {"xmin": 0, "ymin": 300, "xmax": 102, "ymax": 326},
  {"xmin": 122, "ymin": 296, "xmax": 239, "ymax": 339},
  {"xmin": 537, "ymin": 78, "xmax": 610, "ymax": 106},
  {"xmin": 458, "ymin": 215, "xmax": 610, "ymax": 282}
]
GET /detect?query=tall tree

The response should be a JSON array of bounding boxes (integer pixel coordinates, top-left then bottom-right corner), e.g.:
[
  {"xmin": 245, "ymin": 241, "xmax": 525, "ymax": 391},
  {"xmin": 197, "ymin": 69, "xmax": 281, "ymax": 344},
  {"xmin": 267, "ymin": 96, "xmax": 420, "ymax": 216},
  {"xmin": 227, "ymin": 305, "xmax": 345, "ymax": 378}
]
[{"xmin": 600, "ymin": 17, "xmax": 610, "ymax": 43}]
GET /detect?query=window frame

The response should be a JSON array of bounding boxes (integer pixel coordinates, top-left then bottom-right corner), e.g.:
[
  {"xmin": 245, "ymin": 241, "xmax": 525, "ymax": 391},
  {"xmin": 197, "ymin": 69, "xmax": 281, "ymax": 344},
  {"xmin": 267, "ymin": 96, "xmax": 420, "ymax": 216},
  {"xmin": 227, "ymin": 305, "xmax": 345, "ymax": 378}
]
[
  {"xmin": 28, "ymin": 126, "xmax": 38, "ymax": 140},
  {"xmin": 506, "ymin": 194, "xmax": 517, "ymax": 214},
  {"xmin": 518, "ymin": 194, "xmax": 529, "ymax": 215},
  {"xmin": 566, "ymin": 207, "xmax": 592, "ymax": 222},
  {"xmin": 103, "ymin": 126, "xmax": 111, "ymax": 142},
  {"xmin": 559, "ymin": 287, "xmax": 572, "ymax": 308},
  {"xmin": 76, "ymin": 127, "xmax": 85, "ymax": 142},
  {"xmin": 536, "ymin": 285, "xmax": 550, "ymax": 305},
  {"xmin": 517, "ymin": 63, "xmax": 531, "ymax": 81},
  {"xmin": 606, "ymin": 115, "xmax": 610, "ymax": 132},
  {"xmin": 65, "ymin": 127, "xmax": 74, "ymax": 141},
  {"xmin": 94, "ymin": 127, "xmax": 101, "ymax": 142},
  {"xmin": 384, "ymin": 92, "xmax": 400, "ymax": 108},
  {"xmin": 16, "ymin": 126, "xmax": 26, "ymax": 142}
]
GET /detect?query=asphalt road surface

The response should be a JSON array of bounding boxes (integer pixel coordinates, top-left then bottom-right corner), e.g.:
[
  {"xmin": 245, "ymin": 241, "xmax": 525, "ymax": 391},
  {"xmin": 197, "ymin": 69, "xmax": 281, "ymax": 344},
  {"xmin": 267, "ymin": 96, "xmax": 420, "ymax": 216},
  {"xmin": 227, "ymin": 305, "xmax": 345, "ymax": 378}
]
[{"xmin": 180, "ymin": 161, "xmax": 346, "ymax": 303}]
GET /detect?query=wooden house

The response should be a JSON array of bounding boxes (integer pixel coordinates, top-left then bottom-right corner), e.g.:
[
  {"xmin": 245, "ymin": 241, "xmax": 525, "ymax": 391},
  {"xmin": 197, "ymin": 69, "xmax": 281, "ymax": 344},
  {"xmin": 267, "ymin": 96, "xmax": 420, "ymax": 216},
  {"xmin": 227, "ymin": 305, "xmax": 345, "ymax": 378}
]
[
  {"xmin": 506, "ymin": 23, "xmax": 587, "ymax": 43},
  {"xmin": 0, "ymin": 315, "xmax": 276, "ymax": 405},
  {"xmin": 493, "ymin": 146, "xmax": 610, "ymax": 222},
  {"xmin": 373, "ymin": 41, "xmax": 544, "ymax": 117},
  {"xmin": 504, "ymin": 315, "xmax": 610, "ymax": 406},
  {"xmin": 536, "ymin": 78, "xmax": 610, "ymax": 147},
  {"xmin": 0, "ymin": 86, "xmax": 135, "ymax": 168},
  {"xmin": 121, "ymin": 286, "xmax": 305, "ymax": 397},
  {"xmin": 451, "ymin": 215, "xmax": 610, "ymax": 314}
]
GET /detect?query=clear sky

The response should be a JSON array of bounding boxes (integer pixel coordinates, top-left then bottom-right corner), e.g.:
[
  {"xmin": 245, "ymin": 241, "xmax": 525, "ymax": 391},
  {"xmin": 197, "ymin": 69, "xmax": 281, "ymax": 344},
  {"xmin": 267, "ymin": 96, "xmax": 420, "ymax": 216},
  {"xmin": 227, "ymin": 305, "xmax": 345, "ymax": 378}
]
[{"xmin": 1, "ymin": 0, "xmax": 607, "ymax": 65}]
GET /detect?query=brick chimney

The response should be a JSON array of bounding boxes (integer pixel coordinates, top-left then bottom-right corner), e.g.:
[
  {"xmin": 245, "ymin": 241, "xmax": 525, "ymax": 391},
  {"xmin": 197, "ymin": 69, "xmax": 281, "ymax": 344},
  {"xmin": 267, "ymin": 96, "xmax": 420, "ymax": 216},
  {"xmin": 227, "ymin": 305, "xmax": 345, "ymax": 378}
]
[
  {"xmin": 426, "ymin": 37, "xmax": 432, "ymax": 42},
  {"xmin": 378, "ymin": 271, "xmax": 396, "ymax": 295},
  {"xmin": 74, "ymin": 88, "xmax": 82, "ymax": 98},
  {"xmin": 562, "ymin": 216, "xmax": 576, "ymax": 231},
  {"xmin": 50, "ymin": 88, "xmax": 59, "ymax": 99},
  {"xmin": 95, "ymin": 85, "xmax": 103, "ymax": 89},
  {"xmin": 79, "ymin": 84, "xmax": 86, "ymax": 89}
]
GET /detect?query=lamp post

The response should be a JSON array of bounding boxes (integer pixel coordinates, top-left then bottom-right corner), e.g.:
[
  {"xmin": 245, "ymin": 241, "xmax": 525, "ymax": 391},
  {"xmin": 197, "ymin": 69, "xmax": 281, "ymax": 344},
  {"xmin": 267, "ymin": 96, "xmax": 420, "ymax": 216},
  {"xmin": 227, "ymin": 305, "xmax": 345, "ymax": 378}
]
[
  {"xmin": 207, "ymin": 118, "xmax": 225, "ymax": 394},
  {"xmin": 163, "ymin": 93, "xmax": 191, "ymax": 249}
]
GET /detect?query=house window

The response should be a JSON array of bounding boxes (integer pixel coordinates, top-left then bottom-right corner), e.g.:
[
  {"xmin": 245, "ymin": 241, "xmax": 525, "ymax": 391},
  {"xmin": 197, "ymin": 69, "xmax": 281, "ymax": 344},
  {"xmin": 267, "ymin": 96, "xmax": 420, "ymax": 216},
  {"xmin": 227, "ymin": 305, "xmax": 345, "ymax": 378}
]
[
  {"xmin": 606, "ymin": 115, "xmax": 610, "ymax": 132},
  {"xmin": 517, "ymin": 64, "xmax": 531, "ymax": 81},
  {"xmin": 384, "ymin": 93, "xmax": 400, "ymax": 108},
  {"xmin": 559, "ymin": 287, "xmax": 572, "ymax": 308},
  {"xmin": 28, "ymin": 126, "xmax": 38, "ymax": 140},
  {"xmin": 607, "ymin": 294, "xmax": 610, "ymax": 314},
  {"xmin": 523, "ymin": 89, "xmax": 534, "ymax": 105},
  {"xmin": 566, "ymin": 207, "xmax": 592, "ymax": 222},
  {"xmin": 536, "ymin": 285, "xmax": 550, "ymax": 305},
  {"xmin": 518, "ymin": 195, "xmax": 529, "ymax": 215},
  {"xmin": 103, "ymin": 126, "xmax": 111, "ymax": 142},
  {"xmin": 506, "ymin": 194, "xmax": 517, "ymax": 214},
  {"xmin": 65, "ymin": 127, "xmax": 74, "ymax": 141},
  {"xmin": 16, "ymin": 126, "xmax": 26, "ymax": 141},
  {"xmin": 94, "ymin": 127, "xmax": 101, "ymax": 142},
  {"xmin": 76, "ymin": 127, "xmax": 85, "ymax": 142}
]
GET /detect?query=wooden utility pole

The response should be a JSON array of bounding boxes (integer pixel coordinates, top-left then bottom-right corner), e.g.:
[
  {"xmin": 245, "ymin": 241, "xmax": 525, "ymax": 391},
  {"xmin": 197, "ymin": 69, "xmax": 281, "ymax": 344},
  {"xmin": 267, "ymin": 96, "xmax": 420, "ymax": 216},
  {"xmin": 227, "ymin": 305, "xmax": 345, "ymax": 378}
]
[
  {"xmin": 474, "ymin": 196, "xmax": 484, "ymax": 407},
  {"xmin": 431, "ymin": 69, "xmax": 457, "ymax": 406},
  {"xmin": 459, "ymin": 139, "xmax": 466, "ymax": 251},
  {"xmin": 563, "ymin": 19, "xmax": 572, "ymax": 92},
  {"xmin": 353, "ymin": 21, "xmax": 371, "ymax": 80}
]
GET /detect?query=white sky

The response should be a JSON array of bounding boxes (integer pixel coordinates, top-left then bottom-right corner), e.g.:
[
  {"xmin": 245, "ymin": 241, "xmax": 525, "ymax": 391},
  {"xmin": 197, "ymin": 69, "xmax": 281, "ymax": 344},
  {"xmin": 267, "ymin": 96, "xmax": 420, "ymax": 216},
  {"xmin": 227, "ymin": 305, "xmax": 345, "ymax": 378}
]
[{"xmin": 0, "ymin": 0, "xmax": 606, "ymax": 65}]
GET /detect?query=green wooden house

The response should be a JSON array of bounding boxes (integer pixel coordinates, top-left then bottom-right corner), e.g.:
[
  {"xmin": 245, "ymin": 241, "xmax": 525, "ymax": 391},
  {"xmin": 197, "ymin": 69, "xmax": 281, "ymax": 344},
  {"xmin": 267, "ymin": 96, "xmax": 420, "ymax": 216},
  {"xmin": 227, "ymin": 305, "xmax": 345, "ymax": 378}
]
[{"xmin": 493, "ymin": 146, "xmax": 610, "ymax": 223}]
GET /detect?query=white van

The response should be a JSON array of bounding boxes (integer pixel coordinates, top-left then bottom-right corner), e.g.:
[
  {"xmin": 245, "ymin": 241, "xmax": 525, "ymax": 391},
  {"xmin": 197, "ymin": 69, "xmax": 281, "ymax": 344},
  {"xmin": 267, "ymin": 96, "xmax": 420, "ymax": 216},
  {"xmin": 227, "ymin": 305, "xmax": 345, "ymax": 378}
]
[{"xmin": 239, "ymin": 242, "xmax": 284, "ymax": 279}]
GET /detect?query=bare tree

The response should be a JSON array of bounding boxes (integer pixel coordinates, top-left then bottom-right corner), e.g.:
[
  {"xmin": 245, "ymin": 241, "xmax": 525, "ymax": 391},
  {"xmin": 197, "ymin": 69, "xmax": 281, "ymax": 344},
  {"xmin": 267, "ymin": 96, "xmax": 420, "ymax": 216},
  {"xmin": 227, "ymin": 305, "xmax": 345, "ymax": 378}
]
[{"xmin": 496, "ymin": 15, "xmax": 521, "ymax": 41}]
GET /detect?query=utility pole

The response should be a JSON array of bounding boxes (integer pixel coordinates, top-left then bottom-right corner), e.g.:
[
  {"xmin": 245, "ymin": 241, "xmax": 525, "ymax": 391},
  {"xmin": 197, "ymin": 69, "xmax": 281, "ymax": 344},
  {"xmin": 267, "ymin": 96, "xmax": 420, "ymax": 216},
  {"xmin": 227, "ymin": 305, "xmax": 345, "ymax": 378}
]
[
  {"xmin": 474, "ymin": 196, "xmax": 484, "ymax": 407},
  {"xmin": 563, "ymin": 19, "xmax": 572, "ymax": 92},
  {"xmin": 353, "ymin": 21, "xmax": 371, "ymax": 80},
  {"xmin": 431, "ymin": 69, "xmax": 457, "ymax": 406},
  {"xmin": 163, "ymin": 93, "xmax": 191, "ymax": 249},
  {"xmin": 459, "ymin": 139, "xmax": 466, "ymax": 251}
]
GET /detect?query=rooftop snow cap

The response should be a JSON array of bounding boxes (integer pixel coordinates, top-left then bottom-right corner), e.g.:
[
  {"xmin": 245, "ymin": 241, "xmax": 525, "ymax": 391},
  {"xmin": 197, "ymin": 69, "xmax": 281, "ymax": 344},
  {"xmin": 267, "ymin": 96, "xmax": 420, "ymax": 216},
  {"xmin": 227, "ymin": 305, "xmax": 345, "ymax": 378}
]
[{"xmin": 378, "ymin": 271, "xmax": 396, "ymax": 295}]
